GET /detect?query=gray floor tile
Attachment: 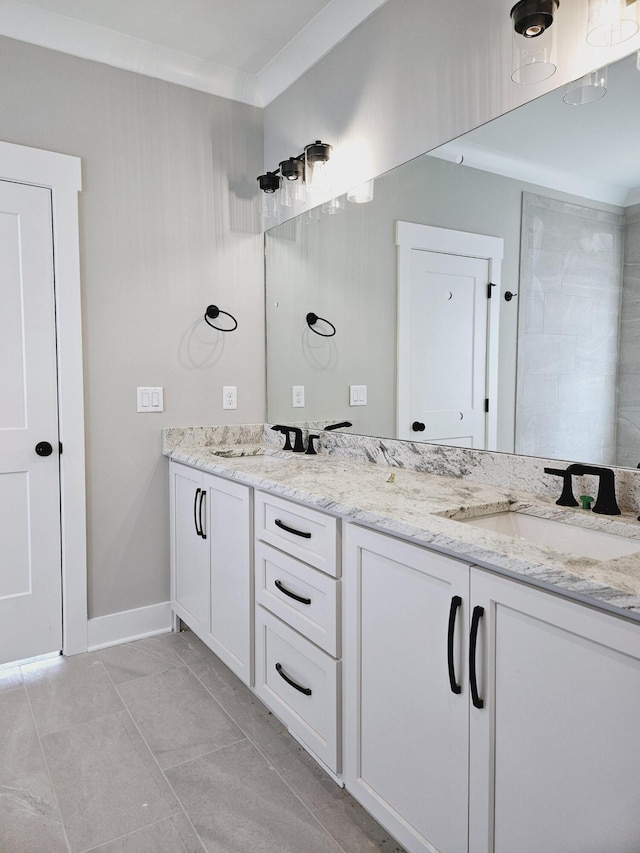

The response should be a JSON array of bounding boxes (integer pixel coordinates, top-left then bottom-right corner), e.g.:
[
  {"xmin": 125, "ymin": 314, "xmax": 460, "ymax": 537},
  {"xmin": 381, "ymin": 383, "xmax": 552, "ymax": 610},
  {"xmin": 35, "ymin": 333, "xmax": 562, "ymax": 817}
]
[
  {"xmin": 23, "ymin": 655, "xmax": 124, "ymax": 736},
  {"xmin": 97, "ymin": 636, "xmax": 183, "ymax": 685},
  {"xmin": 0, "ymin": 689, "xmax": 44, "ymax": 786},
  {"xmin": 41, "ymin": 713, "xmax": 180, "ymax": 852},
  {"xmin": 117, "ymin": 666, "xmax": 244, "ymax": 769},
  {"xmin": 0, "ymin": 665, "xmax": 23, "ymax": 694},
  {"xmin": 165, "ymin": 740, "xmax": 342, "ymax": 853},
  {"xmin": 315, "ymin": 797, "xmax": 408, "ymax": 853},
  {"xmin": 86, "ymin": 816, "xmax": 199, "ymax": 853},
  {"xmin": 0, "ymin": 769, "xmax": 69, "ymax": 853}
]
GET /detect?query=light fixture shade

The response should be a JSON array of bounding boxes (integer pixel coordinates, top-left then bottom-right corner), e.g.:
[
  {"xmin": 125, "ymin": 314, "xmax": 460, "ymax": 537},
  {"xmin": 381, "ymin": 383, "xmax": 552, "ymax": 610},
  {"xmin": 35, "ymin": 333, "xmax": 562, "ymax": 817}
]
[
  {"xmin": 321, "ymin": 195, "xmax": 346, "ymax": 215},
  {"xmin": 347, "ymin": 180, "xmax": 375, "ymax": 204},
  {"xmin": 304, "ymin": 141, "xmax": 333, "ymax": 195},
  {"xmin": 563, "ymin": 67, "xmax": 608, "ymax": 104},
  {"xmin": 279, "ymin": 158, "xmax": 305, "ymax": 207},
  {"xmin": 262, "ymin": 190, "xmax": 279, "ymax": 219},
  {"xmin": 510, "ymin": 0, "xmax": 559, "ymax": 85},
  {"xmin": 587, "ymin": 0, "xmax": 638, "ymax": 46}
]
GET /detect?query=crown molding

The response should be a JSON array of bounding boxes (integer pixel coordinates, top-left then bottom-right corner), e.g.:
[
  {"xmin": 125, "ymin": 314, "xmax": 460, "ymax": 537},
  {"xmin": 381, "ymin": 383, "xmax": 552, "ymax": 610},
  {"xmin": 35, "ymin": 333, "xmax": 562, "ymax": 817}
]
[
  {"xmin": 0, "ymin": 0, "xmax": 262, "ymax": 105},
  {"xmin": 0, "ymin": 0, "xmax": 388, "ymax": 107}
]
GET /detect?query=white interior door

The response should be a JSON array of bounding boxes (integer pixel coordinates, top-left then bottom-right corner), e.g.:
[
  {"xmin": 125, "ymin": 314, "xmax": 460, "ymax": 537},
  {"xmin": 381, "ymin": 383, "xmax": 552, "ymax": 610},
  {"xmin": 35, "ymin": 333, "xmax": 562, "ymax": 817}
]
[
  {"xmin": 396, "ymin": 222, "xmax": 503, "ymax": 450},
  {"xmin": 0, "ymin": 180, "xmax": 62, "ymax": 665}
]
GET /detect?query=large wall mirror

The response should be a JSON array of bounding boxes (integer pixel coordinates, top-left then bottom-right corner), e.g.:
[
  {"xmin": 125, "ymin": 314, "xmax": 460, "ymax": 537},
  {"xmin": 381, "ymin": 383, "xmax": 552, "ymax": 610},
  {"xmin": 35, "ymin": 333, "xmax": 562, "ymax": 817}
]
[{"xmin": 265, "ymin": 52, "xmax": 640, "ymax": 469}]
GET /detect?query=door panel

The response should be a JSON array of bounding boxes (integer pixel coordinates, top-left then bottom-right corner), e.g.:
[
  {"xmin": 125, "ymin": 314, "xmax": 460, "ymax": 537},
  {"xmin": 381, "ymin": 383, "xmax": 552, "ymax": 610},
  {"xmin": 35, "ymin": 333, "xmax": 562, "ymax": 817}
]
[{"xmin": 0, "ymin": 181, "xmax": 62, "ymax": 665}]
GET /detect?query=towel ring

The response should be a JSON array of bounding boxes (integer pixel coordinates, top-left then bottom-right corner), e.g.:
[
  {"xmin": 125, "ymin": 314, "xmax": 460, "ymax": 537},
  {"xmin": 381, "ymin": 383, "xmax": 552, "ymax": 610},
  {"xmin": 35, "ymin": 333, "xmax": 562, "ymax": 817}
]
[
  {"xmin": 306, "ymin": 312, "xmax": 336, "ymax": 337},
  {"xmin": 205, "ymin": 304, "xmax": 238, "ymax": 332}
]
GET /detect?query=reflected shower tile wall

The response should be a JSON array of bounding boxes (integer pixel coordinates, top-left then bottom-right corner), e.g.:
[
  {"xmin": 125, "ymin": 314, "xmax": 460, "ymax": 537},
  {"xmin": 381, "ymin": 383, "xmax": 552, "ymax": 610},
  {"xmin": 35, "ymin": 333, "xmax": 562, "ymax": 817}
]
[
  {"xmin": 516, "ymin": 193, "xmax": 623, "ymax": 465},
  {"xmin": 616, "ymin": 205, "xmax": 640, "ymax": 468}
]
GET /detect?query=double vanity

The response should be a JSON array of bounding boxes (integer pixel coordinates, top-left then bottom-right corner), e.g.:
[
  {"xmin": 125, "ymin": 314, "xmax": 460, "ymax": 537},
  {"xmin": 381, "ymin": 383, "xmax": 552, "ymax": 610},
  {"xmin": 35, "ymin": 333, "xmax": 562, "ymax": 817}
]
[{"xmin": 164, "ymin": 424, "xmax": 640, "ymax": 853}]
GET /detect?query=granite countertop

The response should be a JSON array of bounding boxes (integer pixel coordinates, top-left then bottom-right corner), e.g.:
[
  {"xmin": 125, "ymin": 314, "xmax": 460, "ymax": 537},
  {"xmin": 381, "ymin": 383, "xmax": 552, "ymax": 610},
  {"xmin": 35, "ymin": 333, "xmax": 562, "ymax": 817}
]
[{"xmin": 166, "ymin": 443, "xmax": 640, "ymax": 622}]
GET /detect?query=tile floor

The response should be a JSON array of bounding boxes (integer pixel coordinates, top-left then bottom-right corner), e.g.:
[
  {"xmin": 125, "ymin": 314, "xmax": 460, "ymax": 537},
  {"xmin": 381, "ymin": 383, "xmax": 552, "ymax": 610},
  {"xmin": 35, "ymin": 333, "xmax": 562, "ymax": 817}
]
[{"xmin": 0, "ymin": 630, "xmax": 406, "ymax": 853}]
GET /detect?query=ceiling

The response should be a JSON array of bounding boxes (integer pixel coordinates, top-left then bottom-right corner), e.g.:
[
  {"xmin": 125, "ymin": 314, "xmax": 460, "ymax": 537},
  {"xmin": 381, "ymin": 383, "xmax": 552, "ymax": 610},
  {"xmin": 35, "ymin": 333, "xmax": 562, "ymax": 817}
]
[
  {"xmin": 431, "ymin": 52, "xmax": 640, "ymax": 207},
  {"xmin": 0, "ymin": 0, "xmax": 388, "ymax": 106}
]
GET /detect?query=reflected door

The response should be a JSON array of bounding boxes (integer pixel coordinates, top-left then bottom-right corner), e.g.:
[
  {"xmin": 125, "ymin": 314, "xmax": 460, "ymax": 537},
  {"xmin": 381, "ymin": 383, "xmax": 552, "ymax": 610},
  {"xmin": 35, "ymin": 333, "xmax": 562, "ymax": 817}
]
[
  {"xmin": 398, "ymin": 243, "xmax": 489, "ymax": 447},
  {"xmin": 0, "ymin": 180, "xmax": 62, "ymax": 665}
]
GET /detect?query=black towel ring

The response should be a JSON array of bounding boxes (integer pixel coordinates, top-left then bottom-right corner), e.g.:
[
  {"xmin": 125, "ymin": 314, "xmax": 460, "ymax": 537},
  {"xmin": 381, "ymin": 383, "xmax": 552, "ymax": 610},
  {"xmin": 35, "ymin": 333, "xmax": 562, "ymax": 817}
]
[
  {"xmin": 306, "ymin": 312, "xmax": 336, "ymax": 337},
  {"xmin": 204, "ymin": 304, "xmax": 238, "ymax": 332}
]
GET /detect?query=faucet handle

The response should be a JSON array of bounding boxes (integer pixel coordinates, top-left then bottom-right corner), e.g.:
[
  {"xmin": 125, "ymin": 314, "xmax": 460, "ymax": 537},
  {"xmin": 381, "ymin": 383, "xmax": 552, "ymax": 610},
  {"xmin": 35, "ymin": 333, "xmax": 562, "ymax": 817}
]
[
  {"xmin": 543, "ymin": 467, "xmax": 579, "ymax": 507},
  {"xmin": 305, "ymin": 435, "xmax": 320, "ymax": 455}
]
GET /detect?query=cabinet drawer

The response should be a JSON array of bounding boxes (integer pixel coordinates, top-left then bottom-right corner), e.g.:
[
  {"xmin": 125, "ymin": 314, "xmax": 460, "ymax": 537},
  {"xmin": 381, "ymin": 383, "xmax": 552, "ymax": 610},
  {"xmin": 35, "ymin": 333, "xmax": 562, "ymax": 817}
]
[
  {"xmin": 255, "ymin": 491, "xmax": 339, "ymax": 576},
  {"xmin": 255, "ymin": 606, "xmax": 340, "ymax": 773},
  {"xmin": 255, "ymin": 542, "xmax": 340, "ymax": 657}
]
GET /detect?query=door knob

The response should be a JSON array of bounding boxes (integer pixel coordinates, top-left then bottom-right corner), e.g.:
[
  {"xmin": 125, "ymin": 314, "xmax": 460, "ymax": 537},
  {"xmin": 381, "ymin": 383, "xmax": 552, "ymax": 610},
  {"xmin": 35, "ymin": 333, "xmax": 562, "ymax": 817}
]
[
  {"xmin": 411, "ymin": 421, "xmax": 426, "ymax": 432},
  {"xmin": 35, "ymin": 441, "xmax": 53, "ymax": 457}
]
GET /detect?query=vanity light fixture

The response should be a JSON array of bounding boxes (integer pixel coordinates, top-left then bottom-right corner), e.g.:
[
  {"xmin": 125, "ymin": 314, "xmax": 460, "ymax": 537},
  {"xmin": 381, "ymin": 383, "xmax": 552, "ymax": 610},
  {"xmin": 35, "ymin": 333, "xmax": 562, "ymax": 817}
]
[
  {"xmin": 257, "ymin": 140, "xmax": 333, "ymax": 217},
  {"xmin": 510, "ymin": 0, "xmax": 559, "ymax": 85},
  {"xmin": 586, "ymin": 0, "xmax": 638, "ymax": 46}
]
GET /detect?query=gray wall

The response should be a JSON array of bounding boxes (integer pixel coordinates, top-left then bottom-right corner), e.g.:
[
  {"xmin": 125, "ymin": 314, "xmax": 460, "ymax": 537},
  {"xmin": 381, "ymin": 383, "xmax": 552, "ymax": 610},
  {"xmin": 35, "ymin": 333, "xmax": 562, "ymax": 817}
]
[
  {"xmin": 0, "ymin": 37, "xmax": 264, "ymax": 619},
  {"xmin": 617, "ymin": 204, "xmax": 640, "ymax": 467}
]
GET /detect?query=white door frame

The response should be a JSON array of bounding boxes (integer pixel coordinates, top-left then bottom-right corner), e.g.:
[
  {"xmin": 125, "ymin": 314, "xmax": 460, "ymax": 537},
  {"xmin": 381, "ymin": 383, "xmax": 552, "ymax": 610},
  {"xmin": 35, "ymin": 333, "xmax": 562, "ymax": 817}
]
[
  {"xmin": 396, "ymin": 221, "xmax": 504, "ymax": 451},
  {"xmin": 0, "ymin": 140, "xmax": 87, "ymax": 656}
]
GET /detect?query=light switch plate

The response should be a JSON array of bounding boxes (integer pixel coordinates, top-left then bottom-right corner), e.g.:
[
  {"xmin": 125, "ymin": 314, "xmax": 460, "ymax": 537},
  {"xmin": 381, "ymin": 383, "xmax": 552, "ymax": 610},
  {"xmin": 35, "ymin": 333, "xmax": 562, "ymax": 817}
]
[
  {"xmin": 223, "ymin": 386, "xmax": 237, "ymax": 410},
  {"xmin": 349, "ymin": 384, "xmax": 367, "ymax": 406},
  {"xmin": 137, "ymin": 386, "xmax": 164, "ymax": 412}
]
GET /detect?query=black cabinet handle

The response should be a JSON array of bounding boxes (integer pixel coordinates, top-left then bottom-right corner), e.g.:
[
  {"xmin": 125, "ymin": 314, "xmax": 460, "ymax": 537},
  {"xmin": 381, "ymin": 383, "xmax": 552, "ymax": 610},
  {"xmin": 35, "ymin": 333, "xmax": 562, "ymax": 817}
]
[
  {"xmin": 447, "ymin": 595, "xmax": 462, "ymax": 695},
  {"xmin": 193, "ymin": 488, "xmax": 202, "ymax": 537},
  {"xmin": 411, "ymin": 421, "xmax": 426, "ymax": 432},
  {"xmin": 274, "ymin": 518, "xmax": 311, "ymax": 539},
  {"xmin": 275, "ymin": 663, "xmax": 312, "ymax": 696},
  {"xmin": 198, "ymin": 489, "xmax": 206, "ymax": 540},
  {"xmin": 469, "ymin": 605, "xmax": 484, "ymax": 709},
  {"xmin": 275, "ymin": 579, "xmax": 312, "ymax": 605}
]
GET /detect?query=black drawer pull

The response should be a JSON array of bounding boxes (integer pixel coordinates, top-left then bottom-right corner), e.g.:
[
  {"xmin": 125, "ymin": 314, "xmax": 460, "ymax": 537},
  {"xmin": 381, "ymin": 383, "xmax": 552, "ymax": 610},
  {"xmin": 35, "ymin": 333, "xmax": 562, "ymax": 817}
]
[
  {"xmin": 275, "ymin": 663, "xmax": 312, "ymax": 696},
  {"xmin": 469, "ymin": 605, "xmax": 484, "ymax": 710},
  {"xmin": 447, "ymin": 595, "xmax": 462, "ymax": 695},
  {"xmin": 198, "ymin": 489, "xmax": 206, "ymax": 540},
  {"xmin": 275, "ymin": 579, "xmax": 312, "ymax": 605},
  {"xmin": 193, "ymin": 488, "xmax": 202, "ymax": 537},
  {"xmin": 274, "ymin": 518, "xmax": 311, "ymax": 539}
]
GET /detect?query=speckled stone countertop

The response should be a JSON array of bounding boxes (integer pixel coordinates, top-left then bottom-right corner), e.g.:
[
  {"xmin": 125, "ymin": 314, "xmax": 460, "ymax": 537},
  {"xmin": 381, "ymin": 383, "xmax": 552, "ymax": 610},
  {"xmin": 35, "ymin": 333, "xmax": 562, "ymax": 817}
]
[{"xmin": 165, "ymin": 437, "xmax": 640, "ymax": 623}]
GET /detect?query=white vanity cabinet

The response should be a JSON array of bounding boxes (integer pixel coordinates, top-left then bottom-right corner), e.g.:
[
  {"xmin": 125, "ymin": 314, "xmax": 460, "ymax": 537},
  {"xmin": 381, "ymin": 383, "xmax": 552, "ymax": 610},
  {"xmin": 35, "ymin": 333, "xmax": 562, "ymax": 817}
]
[
  {"xmin": 169, "ymin": 461, "xmax": 252, "ymax": 686},
  {"xmin": 344, "ymin": 523, "xmax": 640, "ymax": 853},
  {"xmin": 253, "ymin": 491, "xmax": 342, "ymax": 775}
]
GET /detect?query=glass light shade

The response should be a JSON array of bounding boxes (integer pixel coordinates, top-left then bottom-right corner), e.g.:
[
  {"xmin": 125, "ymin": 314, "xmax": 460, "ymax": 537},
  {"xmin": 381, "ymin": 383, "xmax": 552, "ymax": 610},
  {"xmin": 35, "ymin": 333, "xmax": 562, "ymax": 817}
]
[
  {"xmin": 280, "ymin": 177, "xmax": 305, "ymax": 208},
  {"xmin": 511, "ymin": 24, "xmax": 557, "ymax": 84},
  {"xmin": 262, "ymin": 191, "xmax": 279, "ymax": 219},
  {"xmin": 563, "ymin": 67, "xmax": 608, "ymax": 104},
  {"xmin": 347, "ymin": 180, "xmax": 375, "ymax": 204},
  {"xmin": 321, "ymin": 195, "xmax": 346, "ymax": 215},
  {"xmin": 304, "ymin": 141, "xmax": 333, "ymax": 196},
  {"xmin": 587, "ymin": 0, "xmax": 638, "ymax": 46}
]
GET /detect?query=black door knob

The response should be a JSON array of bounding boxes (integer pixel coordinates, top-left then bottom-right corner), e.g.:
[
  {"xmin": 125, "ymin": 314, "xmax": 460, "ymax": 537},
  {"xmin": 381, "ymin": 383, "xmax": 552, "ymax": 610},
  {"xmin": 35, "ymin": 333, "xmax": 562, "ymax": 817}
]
[
  {"xmin": 35, "ymin": 441, "xmax": 53, "ymax": 457},
  {"xmin": 412, "ymin": 421, "xmax": 426, "ymax": 432}
]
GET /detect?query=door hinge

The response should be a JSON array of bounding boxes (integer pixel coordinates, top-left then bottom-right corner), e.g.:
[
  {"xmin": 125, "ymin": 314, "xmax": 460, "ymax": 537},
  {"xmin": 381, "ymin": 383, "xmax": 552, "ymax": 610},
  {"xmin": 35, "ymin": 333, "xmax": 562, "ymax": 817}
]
[
  {"xmin": 59, "ymin": 441, "xmax": 63, "ymax": 454},
  {"xmin": 484, "ymin": 399, "xmax": 489, "ymax": 413},
  {"xmin": 487, "ymin": 283, "xmax": 496, "ymax": 299}
]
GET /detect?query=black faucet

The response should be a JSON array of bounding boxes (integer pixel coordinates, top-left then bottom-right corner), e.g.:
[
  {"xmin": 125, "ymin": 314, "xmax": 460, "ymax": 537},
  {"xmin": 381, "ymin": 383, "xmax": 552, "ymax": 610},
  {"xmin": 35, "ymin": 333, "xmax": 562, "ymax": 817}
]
[
  {"xmin": 544, "ymin": 464, "xmax": 620, "ymax": 516},
  {"xmin": 324, "ymin": 421, "xmax": 352, "ymax": 431},
  {"xmin": 271, "ymin": 424, "xmax": 305, "ymax": 453}
]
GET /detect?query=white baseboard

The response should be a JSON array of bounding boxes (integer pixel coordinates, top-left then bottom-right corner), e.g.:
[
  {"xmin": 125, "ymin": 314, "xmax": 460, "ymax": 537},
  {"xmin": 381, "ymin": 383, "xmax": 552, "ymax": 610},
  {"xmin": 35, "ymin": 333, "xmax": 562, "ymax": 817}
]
[{"xmin": 87, "ymin": 601, "xmax": 172, "ymax": 651}]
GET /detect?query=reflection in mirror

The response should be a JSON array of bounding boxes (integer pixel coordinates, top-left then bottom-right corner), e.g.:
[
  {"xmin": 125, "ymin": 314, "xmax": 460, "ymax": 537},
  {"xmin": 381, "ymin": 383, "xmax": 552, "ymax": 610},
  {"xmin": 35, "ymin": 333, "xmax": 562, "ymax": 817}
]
[{"xmin": 265, "ymin": 52, "xmax": 640, "ymax": 469}]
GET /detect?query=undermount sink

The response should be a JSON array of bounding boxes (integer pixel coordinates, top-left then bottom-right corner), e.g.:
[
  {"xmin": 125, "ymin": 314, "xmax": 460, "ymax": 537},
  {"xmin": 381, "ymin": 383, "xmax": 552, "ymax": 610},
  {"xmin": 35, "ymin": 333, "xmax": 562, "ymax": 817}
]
[{"xmin": 460, "ymin": 511, "xmax": 640, "ymax": 561}]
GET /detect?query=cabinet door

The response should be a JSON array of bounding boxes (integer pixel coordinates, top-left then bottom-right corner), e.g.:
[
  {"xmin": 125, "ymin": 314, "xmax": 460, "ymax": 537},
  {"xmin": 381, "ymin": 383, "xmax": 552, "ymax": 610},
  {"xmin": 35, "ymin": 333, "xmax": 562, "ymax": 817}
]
[
  {"xmin": 204, "ymin": 473, "xmax": 253, "ymax": 687},
  {"xmin": 169, "ymin": 462, "xmax": 208, "ymax": 632},
  {"xmin": 470, "ymin": 568, "xmax": 640, "ymax": 853},
  {"xmin": 344, "ymin": 525, "xmax": 470, "ymax": 853}
]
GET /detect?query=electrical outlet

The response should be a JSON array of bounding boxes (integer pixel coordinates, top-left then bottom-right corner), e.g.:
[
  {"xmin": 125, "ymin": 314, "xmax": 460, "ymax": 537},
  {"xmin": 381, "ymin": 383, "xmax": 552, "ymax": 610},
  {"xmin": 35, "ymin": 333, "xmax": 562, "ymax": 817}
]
[
  {"xmin": 223, "ymin": 386, "xmax": 237, "ymax": 410},
  {"xmin": 349, "ymin": 384, "xmax": 367, "ymax": 406},
  {"xmin": 292, "ymin": 385, "xmax": 305, "ymax": 408},
  {"xmin": 137, "ymin": 387, "xmax": 164, "ymax": 412}
]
